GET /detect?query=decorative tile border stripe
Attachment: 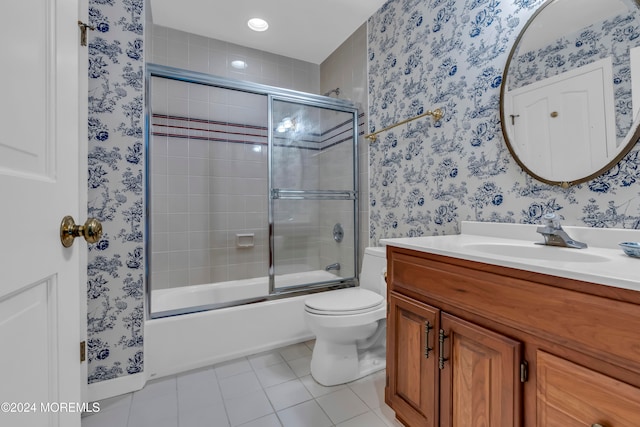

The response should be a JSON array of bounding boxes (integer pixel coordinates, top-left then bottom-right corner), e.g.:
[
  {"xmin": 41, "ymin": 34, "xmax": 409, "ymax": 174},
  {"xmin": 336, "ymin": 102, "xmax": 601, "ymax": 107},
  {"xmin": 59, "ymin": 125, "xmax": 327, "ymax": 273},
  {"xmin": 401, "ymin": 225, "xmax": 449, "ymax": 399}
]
[{"xmin": 151, "ymin": 113, "xmax": 363, "ymax": 150}]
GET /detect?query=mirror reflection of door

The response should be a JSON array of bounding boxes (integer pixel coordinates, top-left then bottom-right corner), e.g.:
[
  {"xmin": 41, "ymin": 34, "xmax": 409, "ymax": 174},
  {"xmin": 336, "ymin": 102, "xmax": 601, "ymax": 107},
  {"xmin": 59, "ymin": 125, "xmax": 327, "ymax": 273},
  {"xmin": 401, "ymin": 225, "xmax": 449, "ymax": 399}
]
[
  {"xmin": 500, "ymin": 0, "xmax": 640, "ymax": 186},
  {"xmin": 506, "ymin": 58, "xmax": 616, "ymax": 181}
]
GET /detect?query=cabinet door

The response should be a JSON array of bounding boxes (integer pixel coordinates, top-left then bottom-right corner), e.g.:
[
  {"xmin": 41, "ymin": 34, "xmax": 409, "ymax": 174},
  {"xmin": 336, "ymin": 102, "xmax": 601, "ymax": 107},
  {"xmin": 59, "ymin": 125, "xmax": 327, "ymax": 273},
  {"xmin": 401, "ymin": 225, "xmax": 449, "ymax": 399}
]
[
  {"xmin": 440, "ymin": 313, "xmax": 522, "ymax": 427},
  {"xmin": 387, "ymin": 292, "xmax": 440, "ymax": 427},
  {"xmin": 537, "ymin": 350, "xmax": 640, "ymax": 426}
]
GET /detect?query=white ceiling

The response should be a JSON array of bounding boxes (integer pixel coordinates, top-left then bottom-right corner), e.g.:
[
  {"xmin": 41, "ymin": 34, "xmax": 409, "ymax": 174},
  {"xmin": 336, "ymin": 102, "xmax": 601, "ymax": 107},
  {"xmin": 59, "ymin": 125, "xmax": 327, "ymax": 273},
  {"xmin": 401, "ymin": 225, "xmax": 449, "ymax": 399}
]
[{"xmin": 149, "ymin": 0, "xmax": 388, "ymax": 64}]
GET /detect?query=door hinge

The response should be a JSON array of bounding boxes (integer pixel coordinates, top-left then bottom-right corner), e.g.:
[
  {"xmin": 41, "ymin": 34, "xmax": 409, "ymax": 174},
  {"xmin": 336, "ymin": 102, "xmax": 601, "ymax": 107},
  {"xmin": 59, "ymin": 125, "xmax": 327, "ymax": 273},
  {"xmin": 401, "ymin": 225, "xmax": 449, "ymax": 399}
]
[
  {"xmin": 78, "ymin": 21, "xmax": 95, "ymax": 47},
  {"xmin": 520, "ymin": 360, "xmax": 528, "ymax": 383},
  {"xmin": 80, "ymin": 340, "xmax": 86, "ymax": 362}
]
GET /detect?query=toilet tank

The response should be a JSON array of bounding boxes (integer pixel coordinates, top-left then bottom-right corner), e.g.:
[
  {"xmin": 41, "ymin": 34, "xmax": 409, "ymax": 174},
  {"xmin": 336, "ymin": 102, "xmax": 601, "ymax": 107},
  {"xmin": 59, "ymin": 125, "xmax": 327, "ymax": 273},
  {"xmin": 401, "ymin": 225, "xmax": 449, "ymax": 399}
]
[{"xmin": 359, "ymin": 246, "xmax": 387, "ymax": 296}]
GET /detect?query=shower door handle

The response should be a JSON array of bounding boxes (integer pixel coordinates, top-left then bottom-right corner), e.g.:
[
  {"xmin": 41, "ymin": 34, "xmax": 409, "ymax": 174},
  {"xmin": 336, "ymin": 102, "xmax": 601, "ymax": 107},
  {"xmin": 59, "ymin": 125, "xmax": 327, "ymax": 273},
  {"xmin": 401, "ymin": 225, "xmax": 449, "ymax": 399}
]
[{"xmin": 271, "ymin": 189, "xmax": 356, "ymax": 200}]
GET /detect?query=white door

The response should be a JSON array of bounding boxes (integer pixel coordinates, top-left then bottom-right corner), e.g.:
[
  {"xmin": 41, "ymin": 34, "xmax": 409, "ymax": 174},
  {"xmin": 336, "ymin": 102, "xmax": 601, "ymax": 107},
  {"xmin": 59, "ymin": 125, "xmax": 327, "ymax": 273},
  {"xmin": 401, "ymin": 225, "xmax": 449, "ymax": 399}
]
[
  {"xmin": 506, "ymin": 57, "xmax": 616, "ymax": 181},
  {"xmin": 0, "ymin": 0, "xmax": 84, "ymax": 426}
]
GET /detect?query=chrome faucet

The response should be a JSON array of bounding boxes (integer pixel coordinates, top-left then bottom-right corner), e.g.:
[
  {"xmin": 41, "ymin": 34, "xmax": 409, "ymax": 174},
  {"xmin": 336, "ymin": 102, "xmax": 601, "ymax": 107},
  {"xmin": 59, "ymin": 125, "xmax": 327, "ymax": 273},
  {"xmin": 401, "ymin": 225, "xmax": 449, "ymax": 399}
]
[
  {"xmin": 536, "ymin": 213, "xmax": 587, "ymax": 249},
  {"xmin": 325, "ymin": 262, "xmax": 341, "ymax": 271}
]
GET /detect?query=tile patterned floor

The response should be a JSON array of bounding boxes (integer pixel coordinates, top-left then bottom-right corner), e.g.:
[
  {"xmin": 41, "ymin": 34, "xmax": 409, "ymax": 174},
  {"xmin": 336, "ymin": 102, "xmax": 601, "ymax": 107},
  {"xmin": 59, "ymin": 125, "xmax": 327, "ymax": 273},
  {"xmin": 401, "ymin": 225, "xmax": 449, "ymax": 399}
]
[{"xmin": 82, "ymin": 340, "xmax": 404, "ymax": 427}]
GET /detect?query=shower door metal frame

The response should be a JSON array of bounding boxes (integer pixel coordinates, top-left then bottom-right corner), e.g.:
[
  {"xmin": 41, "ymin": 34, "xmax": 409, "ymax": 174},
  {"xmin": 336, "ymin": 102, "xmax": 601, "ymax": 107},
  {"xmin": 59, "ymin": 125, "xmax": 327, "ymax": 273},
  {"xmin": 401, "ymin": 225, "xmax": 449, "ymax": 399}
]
[
  {"xmin": 268, "ymin": 94, "xmax": 360, "ymax": 294},
  {"xmin": 145, "ymin": 64, "xmax": 360, "ymax": 318}
]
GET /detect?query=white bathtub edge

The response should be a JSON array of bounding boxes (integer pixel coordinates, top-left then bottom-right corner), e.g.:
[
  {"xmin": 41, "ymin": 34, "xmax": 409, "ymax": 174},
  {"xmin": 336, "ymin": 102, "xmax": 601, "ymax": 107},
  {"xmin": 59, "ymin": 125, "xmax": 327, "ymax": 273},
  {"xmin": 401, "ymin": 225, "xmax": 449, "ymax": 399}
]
[
  {"xmin": 145, "ymin": 294, "xmax": 314, "ymax": 381},
  {"xmin": 147, "ymin": 332, "xmax": 315, "ymax": 380}
]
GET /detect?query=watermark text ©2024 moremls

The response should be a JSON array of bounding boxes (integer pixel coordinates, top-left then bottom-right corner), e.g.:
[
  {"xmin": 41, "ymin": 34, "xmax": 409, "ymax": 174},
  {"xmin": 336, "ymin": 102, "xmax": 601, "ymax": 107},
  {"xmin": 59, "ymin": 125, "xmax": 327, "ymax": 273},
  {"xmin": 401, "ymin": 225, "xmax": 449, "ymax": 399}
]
[{"xmin": 1, "ymin": 402, "xmax": 100, "ymax": 414}]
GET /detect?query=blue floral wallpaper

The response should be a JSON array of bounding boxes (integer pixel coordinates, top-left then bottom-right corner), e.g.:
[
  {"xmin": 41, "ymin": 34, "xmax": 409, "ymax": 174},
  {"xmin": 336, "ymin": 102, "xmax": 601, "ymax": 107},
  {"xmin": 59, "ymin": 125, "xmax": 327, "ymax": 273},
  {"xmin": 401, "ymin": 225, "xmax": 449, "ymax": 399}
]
[
  {"xmin": 87, "ymin": 0, "xmax": 145, "ymax": 383},
  {"xmin": 368, "ymin": 0, "xmax": 640, "ymax": 244}
]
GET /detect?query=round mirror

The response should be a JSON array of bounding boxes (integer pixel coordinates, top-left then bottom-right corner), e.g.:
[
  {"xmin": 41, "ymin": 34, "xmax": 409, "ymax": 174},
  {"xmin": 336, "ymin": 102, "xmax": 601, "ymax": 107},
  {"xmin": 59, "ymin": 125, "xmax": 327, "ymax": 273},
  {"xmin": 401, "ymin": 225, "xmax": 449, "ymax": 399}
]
[{"xmin": 500, "ymin": 0, "xmax": 640, "ymax": 187}]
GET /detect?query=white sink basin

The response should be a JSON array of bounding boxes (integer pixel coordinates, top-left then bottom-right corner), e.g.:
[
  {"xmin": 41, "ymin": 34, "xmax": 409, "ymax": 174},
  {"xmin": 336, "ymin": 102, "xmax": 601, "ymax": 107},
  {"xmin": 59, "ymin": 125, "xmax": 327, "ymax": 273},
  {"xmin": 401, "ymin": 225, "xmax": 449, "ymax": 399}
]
[
  {"xmin": 381, "ymin": 221, "xmax": 640, "ymax": 293},
  {"xmin": 462, "ymin": 242, "xmax": 610, "ymax": 263}
]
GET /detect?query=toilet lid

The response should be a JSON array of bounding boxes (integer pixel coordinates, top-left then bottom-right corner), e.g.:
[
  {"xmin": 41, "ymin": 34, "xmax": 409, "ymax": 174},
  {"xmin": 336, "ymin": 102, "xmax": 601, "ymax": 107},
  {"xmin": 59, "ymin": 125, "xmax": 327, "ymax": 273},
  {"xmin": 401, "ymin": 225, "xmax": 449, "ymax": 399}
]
[{"xmin": 305, "ymin": 288, "xmax": 384, "ymax": 313}]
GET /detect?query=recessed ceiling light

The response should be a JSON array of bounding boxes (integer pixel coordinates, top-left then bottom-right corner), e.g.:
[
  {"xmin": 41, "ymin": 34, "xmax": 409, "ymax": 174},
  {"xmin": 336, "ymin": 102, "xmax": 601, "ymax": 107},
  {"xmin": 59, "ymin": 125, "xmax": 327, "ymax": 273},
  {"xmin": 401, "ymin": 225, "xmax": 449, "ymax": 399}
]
[
  {"xmin": 248, "ymin": 18, "xmax": 269, "ymax": 32},
  {"xmin": 231, "ymin": 60, "xmax": 248, "ymax": 69}
]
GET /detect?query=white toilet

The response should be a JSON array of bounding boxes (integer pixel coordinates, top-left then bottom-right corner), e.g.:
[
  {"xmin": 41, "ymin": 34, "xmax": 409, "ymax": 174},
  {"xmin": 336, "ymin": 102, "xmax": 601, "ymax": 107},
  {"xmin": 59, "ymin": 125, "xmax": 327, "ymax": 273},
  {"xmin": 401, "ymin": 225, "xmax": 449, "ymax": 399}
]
[{"xmin": 304, "ymin": 247, "xmax": 387, "ymax": 386}]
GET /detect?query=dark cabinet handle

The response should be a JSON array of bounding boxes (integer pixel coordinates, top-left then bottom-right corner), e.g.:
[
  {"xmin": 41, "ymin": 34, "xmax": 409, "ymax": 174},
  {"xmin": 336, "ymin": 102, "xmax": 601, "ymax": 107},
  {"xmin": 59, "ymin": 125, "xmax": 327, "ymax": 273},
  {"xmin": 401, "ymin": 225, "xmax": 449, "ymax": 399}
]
[
  {"xmin": 424, "ymin": 321, "xmax": 433, "ymax": 358},
  {"xmin": 438, "ymin": 329, "xmax": 448, "ymax": 369}
]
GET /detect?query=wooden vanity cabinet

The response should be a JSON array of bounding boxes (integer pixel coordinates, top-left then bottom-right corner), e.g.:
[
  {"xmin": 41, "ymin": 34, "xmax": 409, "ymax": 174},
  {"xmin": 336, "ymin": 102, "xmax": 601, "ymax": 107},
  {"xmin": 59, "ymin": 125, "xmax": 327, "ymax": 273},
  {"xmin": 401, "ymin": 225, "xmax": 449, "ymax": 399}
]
[
  {"xmin": 537, "ymin": 351, "xmax": 640, "ymax": 426},
  {"xmin": 387, "ymin": 292, "xmax": 521, "ymax": 427},
  {"xmin": 384, "ymin": 246, "xmax": 640, "ymax": 427},
  {"xmin": 439, "ymin": 312, "xmax": 521, "ymax": 427},
  {"xmin": 386, "ymin": 293, "xmax": 439, "ymax": 427}
]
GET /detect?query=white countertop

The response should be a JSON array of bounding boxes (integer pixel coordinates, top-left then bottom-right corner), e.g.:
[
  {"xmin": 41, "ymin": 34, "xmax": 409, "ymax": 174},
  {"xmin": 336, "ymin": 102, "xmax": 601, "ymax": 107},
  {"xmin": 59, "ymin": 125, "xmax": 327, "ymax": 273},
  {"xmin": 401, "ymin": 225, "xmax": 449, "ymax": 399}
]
[{"xmin": 381, "ymin": 221, "xmax": 640, "ymax": 293}]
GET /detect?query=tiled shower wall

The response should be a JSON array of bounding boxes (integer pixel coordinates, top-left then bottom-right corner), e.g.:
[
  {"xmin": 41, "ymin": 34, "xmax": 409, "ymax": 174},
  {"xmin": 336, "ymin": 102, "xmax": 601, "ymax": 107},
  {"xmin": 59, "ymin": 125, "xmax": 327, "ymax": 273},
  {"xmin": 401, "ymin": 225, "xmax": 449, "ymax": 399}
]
[
  {"xmin": 315, "ymin": 110, "xmax": 359, "ymax": 278},
  {"xmin": 147, "ymin": 24, "xmax": 323, "ymax": 290},
  {"xmin": 320, "ymin": 24, "xmax": 369, "ymax": 269},
  {"xmin": 147, "ymin": 24, "xmax": 363, "ymax": 290},
  {"xmin": 149, "ymin": 88, "xmax": 361, "ymax": 289},
  {"xmin": 149, "ymin": 81, "xmax": 269, "ymax": 289}
]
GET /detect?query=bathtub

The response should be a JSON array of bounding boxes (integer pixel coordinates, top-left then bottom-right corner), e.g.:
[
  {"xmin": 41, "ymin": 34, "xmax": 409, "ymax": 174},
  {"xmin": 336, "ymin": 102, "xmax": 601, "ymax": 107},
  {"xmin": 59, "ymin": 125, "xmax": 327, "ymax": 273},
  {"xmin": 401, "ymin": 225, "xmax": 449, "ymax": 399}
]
[
  {"xmin": 145, "ymin": 270, "xmax": 348, "ymax": 379},
  {"xmin": 151, "ymin": 269, "xmax": 340, "ymax": 314}
]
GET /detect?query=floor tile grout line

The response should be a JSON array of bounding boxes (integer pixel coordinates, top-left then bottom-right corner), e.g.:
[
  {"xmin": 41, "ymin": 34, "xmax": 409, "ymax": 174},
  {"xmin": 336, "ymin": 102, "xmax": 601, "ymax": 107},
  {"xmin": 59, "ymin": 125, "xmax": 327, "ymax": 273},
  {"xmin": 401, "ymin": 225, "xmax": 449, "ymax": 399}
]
[
  {"xmin": 251, "ymin": 347, "xmax": 335, "ymax": 427},
  {"xmin": 315, "ymin": 396, "xmax": 338, "ymax": 427},
  {"xmin": 211, "ymin": 365, "xmax": 233, "ymax": 427},
  {"xmin": 125, "ymin": 392, "xmax": 134, "ymax": 427},
  {"xmin": 256, "ymin": 370, "xmax": 279, "ymax": 427},
  {"xmin": 85, "ymin": 340, "xmax": 393, "ymax": 427},
  {"xmin": 173, "ymin": 374, "xmax": 181, "ymax": 427}
]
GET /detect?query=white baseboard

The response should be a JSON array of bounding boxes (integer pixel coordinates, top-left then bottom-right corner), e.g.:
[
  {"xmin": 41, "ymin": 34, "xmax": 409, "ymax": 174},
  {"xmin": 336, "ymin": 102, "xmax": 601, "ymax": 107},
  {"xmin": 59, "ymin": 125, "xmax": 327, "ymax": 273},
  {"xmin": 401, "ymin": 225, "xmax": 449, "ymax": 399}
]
[{"xmin": 87, "ymin": 372, "xmax": 146, "ymax": 402}]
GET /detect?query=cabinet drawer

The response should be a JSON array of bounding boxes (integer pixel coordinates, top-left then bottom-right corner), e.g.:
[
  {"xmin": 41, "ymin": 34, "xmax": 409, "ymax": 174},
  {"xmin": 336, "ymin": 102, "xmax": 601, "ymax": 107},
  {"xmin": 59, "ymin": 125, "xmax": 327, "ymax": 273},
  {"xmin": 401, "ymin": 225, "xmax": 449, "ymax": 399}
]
[{"xmin": 537, "ymin": 351, "xmax": 640, "ymax": 427}]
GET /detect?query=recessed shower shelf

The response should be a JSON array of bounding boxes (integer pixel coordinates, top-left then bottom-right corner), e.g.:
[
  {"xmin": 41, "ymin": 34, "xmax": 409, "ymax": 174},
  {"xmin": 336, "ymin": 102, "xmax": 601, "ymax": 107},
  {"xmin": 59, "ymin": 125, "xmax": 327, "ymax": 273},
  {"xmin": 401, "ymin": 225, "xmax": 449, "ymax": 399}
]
[{"xmin": 236, "ymin": 233, "xmax": 255, "ymax": 248}]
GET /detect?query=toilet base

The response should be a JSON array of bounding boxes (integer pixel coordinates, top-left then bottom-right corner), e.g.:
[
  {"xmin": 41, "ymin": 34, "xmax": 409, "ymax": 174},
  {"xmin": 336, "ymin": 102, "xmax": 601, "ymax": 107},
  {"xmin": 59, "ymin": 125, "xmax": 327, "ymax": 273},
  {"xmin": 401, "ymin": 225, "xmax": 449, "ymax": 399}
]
[
  {"xmin": 310, "ymin": 340, "xmax": 386, "ymax": 386},
  {"xmin": 357, "ymin": 345, "xmax": 386, "ymax": 379}
]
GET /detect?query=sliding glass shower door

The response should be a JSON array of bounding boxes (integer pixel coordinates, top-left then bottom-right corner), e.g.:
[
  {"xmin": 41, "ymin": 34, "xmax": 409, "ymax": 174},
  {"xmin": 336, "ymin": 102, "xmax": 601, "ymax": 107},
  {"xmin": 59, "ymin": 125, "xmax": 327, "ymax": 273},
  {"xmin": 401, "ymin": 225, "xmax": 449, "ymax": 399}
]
[
  {"xmin": 146, "ymin": 64, "xmax": 359, "ymax": 317},
  {"xmin": 270, "ymin": 97, "xmax": 358, "ymax": 293}
]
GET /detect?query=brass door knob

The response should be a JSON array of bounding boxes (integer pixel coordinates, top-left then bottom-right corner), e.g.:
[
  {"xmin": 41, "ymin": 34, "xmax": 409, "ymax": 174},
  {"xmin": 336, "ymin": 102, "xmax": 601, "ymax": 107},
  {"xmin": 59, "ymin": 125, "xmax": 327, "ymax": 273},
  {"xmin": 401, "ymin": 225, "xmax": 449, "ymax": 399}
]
[{"xmin": 60, "ymin": 216, "xmax": 103, "ymax": 248}]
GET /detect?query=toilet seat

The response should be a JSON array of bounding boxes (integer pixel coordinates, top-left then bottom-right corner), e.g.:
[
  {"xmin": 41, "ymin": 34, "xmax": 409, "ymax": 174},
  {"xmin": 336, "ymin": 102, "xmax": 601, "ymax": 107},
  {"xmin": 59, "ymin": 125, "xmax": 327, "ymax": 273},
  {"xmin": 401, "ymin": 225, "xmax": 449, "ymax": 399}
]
[{"xmin": 305, "ymin": 288, "xmax": 384, "ymax": 316}]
